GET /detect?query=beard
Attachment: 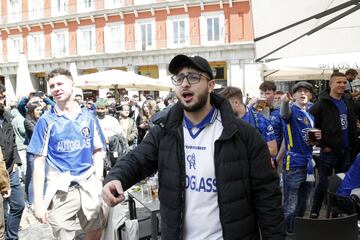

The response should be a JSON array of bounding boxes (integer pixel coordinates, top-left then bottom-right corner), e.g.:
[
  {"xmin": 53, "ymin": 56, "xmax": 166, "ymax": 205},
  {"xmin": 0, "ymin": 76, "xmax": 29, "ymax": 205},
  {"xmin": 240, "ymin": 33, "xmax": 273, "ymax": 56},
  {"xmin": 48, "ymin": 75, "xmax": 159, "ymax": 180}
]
[
  {"xmin": 179, "ymin": 87, "xmax": 209, "ymax": 113},
  {"xmin": 97, "ymin": 112, "xmax": 106, "ymax": 119}
]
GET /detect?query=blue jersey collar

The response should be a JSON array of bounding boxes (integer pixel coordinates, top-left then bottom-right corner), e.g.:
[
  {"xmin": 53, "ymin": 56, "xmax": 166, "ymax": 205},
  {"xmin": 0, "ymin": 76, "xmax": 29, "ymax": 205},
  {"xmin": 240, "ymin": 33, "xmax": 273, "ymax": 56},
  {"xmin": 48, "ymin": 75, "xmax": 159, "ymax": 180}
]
[
  {"xmin": 53, "ymin": 103, "xmax": 83, "ymax": 119},
  {"xmin": 183, "ymin": 106, "xmax": 218, "ymax": 139}
]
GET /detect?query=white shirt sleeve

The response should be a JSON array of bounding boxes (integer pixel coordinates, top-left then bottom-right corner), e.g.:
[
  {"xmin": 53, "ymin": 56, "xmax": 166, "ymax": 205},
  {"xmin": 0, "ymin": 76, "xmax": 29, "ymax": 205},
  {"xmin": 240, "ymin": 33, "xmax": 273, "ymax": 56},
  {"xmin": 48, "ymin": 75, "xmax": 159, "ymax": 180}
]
[
  {"xmin": 93, "ymin": 123, "xmax": 104, "ymax": 150},
  {"xmin": 112, "ymin": 117, "xmax": 123, "ymax": 136}
]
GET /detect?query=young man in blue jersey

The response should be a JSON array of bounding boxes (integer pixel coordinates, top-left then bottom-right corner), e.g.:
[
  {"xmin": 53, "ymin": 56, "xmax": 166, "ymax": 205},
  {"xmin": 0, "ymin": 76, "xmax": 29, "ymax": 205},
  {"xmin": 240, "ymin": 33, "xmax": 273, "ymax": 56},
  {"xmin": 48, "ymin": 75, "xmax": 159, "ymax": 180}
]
[
  {"xmin": 248, "ymin": 81, "xmax": 283, "ymax": 165},
  {"xmin": 103, "ymin": 54, "xmax": 284, "ymax": 239},
  {"xmin": 219, "ymin": 86, "xmax": 278, "ymax": 160},
  {"xmin": 28, "ymin": 68, "xmax": 107, "ymax": 240},
  {"xmin": 259, "ymin": 81, "xmax": 283, "ymax": 149},
  {"xmin": 280, "ymin": 82, "xmax": 321, "ymax": 234},
  {"xmin": 309, "ymin": 72, "xmax": 360, "ymax": 219}
]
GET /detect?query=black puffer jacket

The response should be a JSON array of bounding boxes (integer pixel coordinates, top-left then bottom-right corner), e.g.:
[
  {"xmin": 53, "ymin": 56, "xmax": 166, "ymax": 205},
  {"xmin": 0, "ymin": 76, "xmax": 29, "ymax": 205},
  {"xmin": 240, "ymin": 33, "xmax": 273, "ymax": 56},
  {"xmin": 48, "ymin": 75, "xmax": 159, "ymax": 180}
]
[{"xmin": 105, "ymin": 93, "xmax": 284, "ymax": 240}]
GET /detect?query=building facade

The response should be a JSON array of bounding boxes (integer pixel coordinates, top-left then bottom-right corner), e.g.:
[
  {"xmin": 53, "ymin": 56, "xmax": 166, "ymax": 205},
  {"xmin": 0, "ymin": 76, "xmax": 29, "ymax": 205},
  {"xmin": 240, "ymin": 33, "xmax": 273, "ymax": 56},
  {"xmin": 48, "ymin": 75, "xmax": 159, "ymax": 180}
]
[{"xmin": 0, "ymin": 0, "xmax": 261, "ymax": 101}]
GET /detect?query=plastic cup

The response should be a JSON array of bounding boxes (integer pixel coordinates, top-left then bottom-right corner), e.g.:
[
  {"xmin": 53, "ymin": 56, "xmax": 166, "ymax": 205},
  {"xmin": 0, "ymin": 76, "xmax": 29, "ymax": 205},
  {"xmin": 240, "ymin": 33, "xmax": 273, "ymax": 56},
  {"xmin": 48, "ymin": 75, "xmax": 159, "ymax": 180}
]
[{"xmin": 141, "ymin": 183, "xmax": 152, "ymax": 202}]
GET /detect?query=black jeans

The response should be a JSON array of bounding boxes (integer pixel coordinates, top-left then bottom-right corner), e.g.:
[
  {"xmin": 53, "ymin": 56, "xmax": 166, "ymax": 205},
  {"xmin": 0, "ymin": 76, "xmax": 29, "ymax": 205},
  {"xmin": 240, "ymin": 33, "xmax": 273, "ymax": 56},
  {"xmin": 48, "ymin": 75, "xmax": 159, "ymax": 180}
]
[{"xmin": 311, "ymin": 149, "xmax": 351, "ymax": 215}]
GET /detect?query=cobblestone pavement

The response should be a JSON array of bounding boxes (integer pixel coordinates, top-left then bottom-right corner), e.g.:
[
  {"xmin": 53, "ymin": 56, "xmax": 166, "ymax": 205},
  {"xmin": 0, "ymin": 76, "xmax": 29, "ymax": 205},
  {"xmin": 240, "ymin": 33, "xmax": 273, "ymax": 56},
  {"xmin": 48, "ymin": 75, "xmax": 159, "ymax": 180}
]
[
  {"xmin": 17, "ymin": 197, "xmax": 130, "ymax": 240},
  {"xmin": 17, "ymin": 189, "xmax": 129, "ymax": 240},
  {"xmin": 18, "ymin": 209, "xmax": 53, "ymax": 240},
  {"xmin": 18, "ymin": 208, "xmax": 84, "ymax": 240},
  {"xmin": 18, "ymin": 195, "xmax": 333, "ymax": 240}
]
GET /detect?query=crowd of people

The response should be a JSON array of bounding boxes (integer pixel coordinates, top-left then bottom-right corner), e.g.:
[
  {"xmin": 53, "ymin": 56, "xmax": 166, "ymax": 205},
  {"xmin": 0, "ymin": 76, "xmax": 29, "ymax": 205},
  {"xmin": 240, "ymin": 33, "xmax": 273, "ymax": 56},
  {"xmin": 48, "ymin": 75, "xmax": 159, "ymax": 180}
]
[
  {"xmin": 0, "ymin": 54, "xmax": 360, "ymax": 239},
  {"xmin": 0, "ymin": 69, "xmax": 178, "ymax": 239}
]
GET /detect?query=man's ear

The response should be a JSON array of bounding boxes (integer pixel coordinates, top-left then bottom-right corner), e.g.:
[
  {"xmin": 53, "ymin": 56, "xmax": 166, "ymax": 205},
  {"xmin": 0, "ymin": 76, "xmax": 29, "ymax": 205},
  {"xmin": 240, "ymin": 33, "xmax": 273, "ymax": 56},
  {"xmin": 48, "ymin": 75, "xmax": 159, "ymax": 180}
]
[{"xmin": 208, "ymin": 80, "xmax": 216, "ymax": 92}]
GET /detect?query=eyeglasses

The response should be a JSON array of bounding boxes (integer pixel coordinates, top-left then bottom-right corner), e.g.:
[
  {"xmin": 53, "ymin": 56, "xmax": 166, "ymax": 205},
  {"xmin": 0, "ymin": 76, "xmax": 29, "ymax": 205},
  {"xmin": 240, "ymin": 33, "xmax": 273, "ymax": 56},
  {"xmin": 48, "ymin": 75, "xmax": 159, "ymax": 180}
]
[{"xmin": 171, "ymin": 72, "xmax": 210, "ymax": 86}]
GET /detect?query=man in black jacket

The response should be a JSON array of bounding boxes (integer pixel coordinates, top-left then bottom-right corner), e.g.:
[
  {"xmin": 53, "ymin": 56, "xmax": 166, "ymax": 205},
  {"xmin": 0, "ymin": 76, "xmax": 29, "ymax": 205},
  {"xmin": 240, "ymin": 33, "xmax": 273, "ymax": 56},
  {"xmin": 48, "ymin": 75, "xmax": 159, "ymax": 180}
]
[
  {"xmin": 103, "ymin": 54, "xmax": 284, "ymax": 240},
  {"xmin": 309, "ymin": 72, "xmax": 360, "ymax": 218},
  {"xmin": 0, "ymin": 83, "xmax": 25, "ymax": 240}
]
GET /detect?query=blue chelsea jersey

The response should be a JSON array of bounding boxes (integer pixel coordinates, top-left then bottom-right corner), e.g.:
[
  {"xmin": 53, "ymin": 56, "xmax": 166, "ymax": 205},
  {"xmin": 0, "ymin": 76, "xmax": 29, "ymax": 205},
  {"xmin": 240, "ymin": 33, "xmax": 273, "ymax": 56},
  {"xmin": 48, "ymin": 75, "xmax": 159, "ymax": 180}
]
[
  {"xmin": 330, "ymin": 97, "xmax": 349, "ymax": 149},
  {"xmin": 282, "ymin": 104, "xmax": 314, "ymax": 171},
  {"xmin": 270, "ymin": 108, "xmax": 283, "ymax": 148},
  {"xmin": 242, "ymin": 108, "xmax": 276, "ymax": 143},
  {"xmin": 27, "ymin": 107, "xmax": 103, "ymax": 176}
]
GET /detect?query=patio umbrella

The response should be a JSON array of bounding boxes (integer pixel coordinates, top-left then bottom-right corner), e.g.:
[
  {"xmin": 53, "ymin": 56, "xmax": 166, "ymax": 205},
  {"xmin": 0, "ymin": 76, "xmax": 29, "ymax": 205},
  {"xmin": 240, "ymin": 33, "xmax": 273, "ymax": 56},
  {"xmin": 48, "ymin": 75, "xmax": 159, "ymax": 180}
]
[
  {"xmin": 16, "ymin": 53, "xmax": 34, "ymax": 98},
  {"xmin": 75, "ymin": 69, "xmax": 173, "ymax": 91},
  {"xmin": 69, "ymin": 62, "xmax": 83, "ymax": 96}
]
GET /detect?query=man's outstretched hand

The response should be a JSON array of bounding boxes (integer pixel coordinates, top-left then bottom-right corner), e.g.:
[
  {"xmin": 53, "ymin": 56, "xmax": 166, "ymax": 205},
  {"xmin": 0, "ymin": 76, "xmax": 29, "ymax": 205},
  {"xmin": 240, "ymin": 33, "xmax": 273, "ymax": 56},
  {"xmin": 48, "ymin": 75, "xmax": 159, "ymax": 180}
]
[{"xmin": 102, "ymin": 180, "xmax": 126, "ymax": 207}]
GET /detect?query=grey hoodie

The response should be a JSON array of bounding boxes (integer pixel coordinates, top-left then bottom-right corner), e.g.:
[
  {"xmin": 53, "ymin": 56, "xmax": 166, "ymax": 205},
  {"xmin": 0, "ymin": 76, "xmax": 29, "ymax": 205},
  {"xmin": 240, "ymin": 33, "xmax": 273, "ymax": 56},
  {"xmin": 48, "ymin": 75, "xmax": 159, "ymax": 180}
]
[{"xmin": 10, "ymin": 108, "xmax": 27, "ymax": 151}]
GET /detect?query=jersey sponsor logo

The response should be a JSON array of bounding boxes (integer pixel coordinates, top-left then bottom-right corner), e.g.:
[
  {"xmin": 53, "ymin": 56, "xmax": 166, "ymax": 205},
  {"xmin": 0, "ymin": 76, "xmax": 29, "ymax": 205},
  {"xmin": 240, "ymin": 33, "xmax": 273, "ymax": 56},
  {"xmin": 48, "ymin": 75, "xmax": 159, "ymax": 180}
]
[
  {"xmin": 340, "ymin": 114, "xmax": 348, "ymax": 130},
  {"xmin": 56, "ymin": 139, "xmax": 91, "ymax": 152},
  {"xmin": 81, "ymin": 127, "xmax": 91, "ymax": 138},
  {"xmin": 185, "ymin": 175, "xmax": 217, "ymax": 192},
  {"xmin": 187, "ymin": 153, "xmax": 196, "ymax": 169},
  {"xmin": 185, "ymin": 145, "xmax": 206, "ymax": 150}
]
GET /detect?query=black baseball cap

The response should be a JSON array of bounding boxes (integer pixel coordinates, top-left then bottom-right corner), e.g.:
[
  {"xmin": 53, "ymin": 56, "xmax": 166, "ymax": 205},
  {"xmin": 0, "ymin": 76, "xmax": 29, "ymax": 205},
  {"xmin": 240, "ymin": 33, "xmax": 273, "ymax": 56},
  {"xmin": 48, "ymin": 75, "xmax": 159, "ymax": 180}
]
[
  {"xmin": 169, "ymin": 54, "xmax": 213, "ymax": 80},
  {"xmin": 292, "ymin": 82, "xmax": 313, "ymax": 94},
  {"xmin": 34, "ymin": 90, "xmax": 45, "ymax": 97}
]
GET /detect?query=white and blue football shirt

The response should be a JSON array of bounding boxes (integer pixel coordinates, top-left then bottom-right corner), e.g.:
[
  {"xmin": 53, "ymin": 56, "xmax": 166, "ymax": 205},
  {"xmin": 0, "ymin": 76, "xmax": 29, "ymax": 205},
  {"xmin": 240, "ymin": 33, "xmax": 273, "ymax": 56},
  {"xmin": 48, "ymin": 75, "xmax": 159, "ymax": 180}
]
[{"xmin": 183, "ymin": 106, "xmax": 223, "ymax": 240}]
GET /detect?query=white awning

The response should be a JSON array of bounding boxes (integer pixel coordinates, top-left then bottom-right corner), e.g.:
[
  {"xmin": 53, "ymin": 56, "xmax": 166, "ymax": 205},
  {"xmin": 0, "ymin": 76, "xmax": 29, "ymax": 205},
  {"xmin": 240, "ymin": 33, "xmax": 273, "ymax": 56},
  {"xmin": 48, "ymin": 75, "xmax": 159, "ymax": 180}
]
[
  {"xmin": 262, "ymin": 51, "xmax": 360, "ymax": 81},
  {"xmin": 251, "ymin": 0, "xmax": 360, "ymax": 61}
]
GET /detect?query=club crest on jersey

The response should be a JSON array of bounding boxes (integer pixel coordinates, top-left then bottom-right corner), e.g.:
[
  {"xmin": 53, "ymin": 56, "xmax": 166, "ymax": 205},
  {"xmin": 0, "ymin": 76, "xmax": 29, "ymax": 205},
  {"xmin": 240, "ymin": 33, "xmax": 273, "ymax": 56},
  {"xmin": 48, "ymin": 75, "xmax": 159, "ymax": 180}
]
[
  {"xmin": 81, "ymin": 127, "xmax": 91, "ymax": 138},
  {"xmin": 303, "ymin": 117, "xmax": 309, "ymax": 125},
  {"xmin": 187, "ymin": 153, "xmax": 196, "ymax": 169}
]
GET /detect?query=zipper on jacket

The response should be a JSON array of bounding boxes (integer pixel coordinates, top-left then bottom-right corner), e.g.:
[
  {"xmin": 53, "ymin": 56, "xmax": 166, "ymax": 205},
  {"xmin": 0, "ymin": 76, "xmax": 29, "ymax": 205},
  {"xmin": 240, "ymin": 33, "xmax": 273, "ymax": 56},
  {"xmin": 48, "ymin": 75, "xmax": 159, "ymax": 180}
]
[
  {"xmin": 214, "ymin": 138, "xmax": 227, "ymax": 238},
  {"xmin": 177, "ymin": 126, "xmax": 186, "ymax": 240}
]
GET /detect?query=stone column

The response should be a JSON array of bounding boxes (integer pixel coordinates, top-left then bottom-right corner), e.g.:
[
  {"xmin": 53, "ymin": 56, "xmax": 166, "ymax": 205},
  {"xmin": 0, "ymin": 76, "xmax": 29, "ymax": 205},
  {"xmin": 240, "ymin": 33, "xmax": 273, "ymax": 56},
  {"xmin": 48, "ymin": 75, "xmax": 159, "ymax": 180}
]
[
  {"xmin": 97, "ymin": 67, "xmax": 109, "ymax": 98},
  {"xmin": 227, "ymin": 59, "xmax": 263, "ymax": 98},
  {"xmin": 158, "ymin": 63, "xmax": 167, "ymax": 79},
  {"xmin": 243, "ymin": 62, "xmax": 263, "ymax": 97},
  {"xmin": 158, "ymin": 63, "xmax": 170, "ymax": 98},
  {"xmin": 227, "ymin": 59, "xmax": 243, "ymax": 89},
  {"xmin": 127, "ymin": 65, "xmax": 139, "ymax": 98}
]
